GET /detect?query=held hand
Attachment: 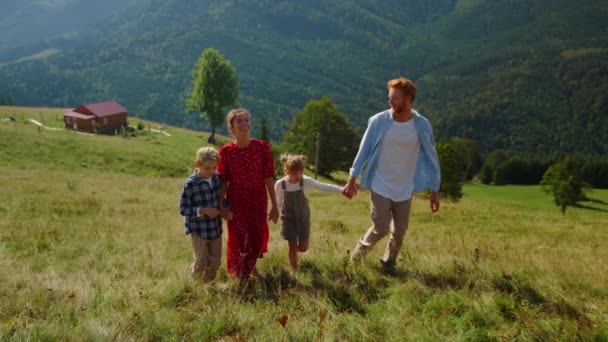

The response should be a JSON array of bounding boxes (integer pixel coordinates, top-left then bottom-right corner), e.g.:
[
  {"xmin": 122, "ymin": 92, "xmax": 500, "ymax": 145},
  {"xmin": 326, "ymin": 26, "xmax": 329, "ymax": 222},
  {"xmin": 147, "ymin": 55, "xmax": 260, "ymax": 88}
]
[
  {"xmin": 200, "ymin": 207, "xmax": 220, "ymax": 218},
  {"xmin": 342, "ymin": 178, "xmax": 358, "ymax": 199},
  {"xmin": 342, "ymin": 186, "xmax": 356, "ymax": 199},
  {"xmin": 220, "ymin": 207, "xmax": 233, "ymax": 220},
  {"xmin": 268, "ymin": 206, "xmax": 279, "ymax": 224},
  {"xmin": 430, "ymin": 191, "xmax": 440, "ymax": 213},
  {"xmin": 351, "ymin": 184, "xmax": 358, "ymax": 197},
  {"xmin": 341, "ymin": 186, "xmax": 351, "ymax": 199}
]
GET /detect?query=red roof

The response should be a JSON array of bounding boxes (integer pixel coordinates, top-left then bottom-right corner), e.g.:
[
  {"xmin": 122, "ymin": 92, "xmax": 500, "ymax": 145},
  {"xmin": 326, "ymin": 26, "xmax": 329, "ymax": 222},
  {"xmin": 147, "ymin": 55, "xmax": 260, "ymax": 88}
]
[
  {"xmin": 73, "ymin": 100, "xmax": 127, "ymax": 117},
  {"xmin": 63, "ymin": 111, "xmax": 94, "ymax": 120}
]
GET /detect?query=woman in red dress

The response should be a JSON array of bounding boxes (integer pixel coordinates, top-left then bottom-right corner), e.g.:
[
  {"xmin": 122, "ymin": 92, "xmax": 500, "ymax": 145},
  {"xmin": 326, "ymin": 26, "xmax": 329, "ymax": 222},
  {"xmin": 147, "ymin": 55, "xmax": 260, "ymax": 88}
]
[{"xmin": 218, "ymin": 108, "xmax": 279, "ymax": 279}]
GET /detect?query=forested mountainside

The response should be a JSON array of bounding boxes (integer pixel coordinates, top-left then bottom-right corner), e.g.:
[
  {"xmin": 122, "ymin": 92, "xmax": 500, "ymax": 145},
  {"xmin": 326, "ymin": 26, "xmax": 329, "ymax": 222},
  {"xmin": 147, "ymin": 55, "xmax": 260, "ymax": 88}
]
[
  {"xmin": 0, "ymin": 0, "xmax": 128, "ymax": 59},
  {"xmin": 0, "ymin": 0, "xmax": 606, "ymax": 153}
]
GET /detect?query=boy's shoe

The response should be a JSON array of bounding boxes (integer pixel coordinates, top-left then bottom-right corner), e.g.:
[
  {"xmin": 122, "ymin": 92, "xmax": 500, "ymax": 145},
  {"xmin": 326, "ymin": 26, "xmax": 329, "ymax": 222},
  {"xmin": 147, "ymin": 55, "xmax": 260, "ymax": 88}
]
[
  {"xmin": 380, "ymin": 259, "xmax": 397, "ymax": 275},
  {"xmin": 350, "ymin": 243, "xmax": 368, "ymax": 262}
]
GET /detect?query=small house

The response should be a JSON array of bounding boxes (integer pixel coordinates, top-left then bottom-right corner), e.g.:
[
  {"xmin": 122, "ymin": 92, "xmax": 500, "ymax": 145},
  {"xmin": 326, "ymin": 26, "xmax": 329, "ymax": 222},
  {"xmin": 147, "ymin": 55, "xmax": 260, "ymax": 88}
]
[{"xmin": 64, "ymin": 100, "xmax": 128, "ymax": 133}]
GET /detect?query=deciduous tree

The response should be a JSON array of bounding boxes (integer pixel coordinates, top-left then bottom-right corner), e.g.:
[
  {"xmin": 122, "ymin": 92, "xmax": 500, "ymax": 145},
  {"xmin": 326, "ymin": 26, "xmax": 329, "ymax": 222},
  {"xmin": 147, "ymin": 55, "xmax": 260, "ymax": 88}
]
[
  {"xmin": 186, "ymin": 48, "xmax": 238, "ymax": 143},
  {"xmin": 541, "ymin": 156, "xmax": 586, "ymax": 213},
  {"xmin": 284, "ymin": 97, "xmax": 358, "ymax": 175}
]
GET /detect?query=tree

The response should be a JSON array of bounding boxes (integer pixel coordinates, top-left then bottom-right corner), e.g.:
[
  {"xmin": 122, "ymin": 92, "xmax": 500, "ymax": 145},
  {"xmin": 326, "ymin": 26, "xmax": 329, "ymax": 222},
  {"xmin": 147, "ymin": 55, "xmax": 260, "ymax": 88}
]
[
  {"xmin": 479, "ymin": 149, "xmax": 510, "ymax": 184},
  {"xmin": 493, "ymin": 157, "xmax": 530, "ymax": 185},
  {"xmin": 493, "ymin": 155, "xmax": 549, "ymax": 185},
  {"xmin": 257, "ymin": 114, "xmax": 270, "ymax": 142},
  {"xmin": 437, "ymin": 142, "xmax": 464, "ymax": 201},
  {"xmin": 186, "ymin": 48, "xmax": 238, "ymax": 144},
  {"xmin": 580, "ymin": 157, "xmax": 608, "ymax": 189},
  {"xmin": 541, "ymin": 156, "xmax": 586, "ymax": 214},
  {"xmin": 449, "ymin": 137, "xmax": 482, "ymax": 180},
  {"xmin": 284, "ymin": 97, "xmax": 358, "ymax": 175}
]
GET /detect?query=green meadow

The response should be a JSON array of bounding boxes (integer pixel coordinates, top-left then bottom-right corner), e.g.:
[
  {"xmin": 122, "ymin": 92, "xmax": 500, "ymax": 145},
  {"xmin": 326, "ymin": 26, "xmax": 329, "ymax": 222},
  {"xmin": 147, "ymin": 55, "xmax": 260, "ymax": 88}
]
[{"xmin": 1, "ymin": 106, "xmax": 607, "ymax": 341}]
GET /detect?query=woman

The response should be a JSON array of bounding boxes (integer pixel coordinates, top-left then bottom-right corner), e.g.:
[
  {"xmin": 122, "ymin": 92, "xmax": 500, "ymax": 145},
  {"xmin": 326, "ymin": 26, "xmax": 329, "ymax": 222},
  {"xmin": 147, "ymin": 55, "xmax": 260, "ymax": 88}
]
[{"xmin": 218, "ymin": 108, "xmax": 279, "ymax": 279}]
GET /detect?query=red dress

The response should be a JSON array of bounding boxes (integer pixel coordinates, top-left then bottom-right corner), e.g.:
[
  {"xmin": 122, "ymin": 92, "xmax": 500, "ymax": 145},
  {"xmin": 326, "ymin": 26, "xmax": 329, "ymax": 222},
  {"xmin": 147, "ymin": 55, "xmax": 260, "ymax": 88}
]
[{"xmin": 218, "ymin": 139, "xmax": 275, "ymax": 277}]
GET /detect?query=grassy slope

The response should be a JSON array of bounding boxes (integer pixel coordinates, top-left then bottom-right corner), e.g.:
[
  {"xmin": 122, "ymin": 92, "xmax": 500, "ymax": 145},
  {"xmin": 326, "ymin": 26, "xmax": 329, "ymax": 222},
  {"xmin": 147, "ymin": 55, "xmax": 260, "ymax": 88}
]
[
  {"xmin": 464, "ymin": 182, "xmax": 608, "ymax": 213},
  {"xmin": 0, "ymin": 106, "xmax": 232, "ymax": 177},
  {"xmin": 1, "ymin": 106, "xmax": 607, "ymax": 340}
]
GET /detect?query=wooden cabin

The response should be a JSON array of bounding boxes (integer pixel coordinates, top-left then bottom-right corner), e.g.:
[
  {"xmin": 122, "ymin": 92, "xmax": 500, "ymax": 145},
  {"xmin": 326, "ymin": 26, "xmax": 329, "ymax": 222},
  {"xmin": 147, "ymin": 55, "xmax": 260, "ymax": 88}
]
[{"xmin": 64, "ymin": 100, "xmax": 128, "ymax": 133}]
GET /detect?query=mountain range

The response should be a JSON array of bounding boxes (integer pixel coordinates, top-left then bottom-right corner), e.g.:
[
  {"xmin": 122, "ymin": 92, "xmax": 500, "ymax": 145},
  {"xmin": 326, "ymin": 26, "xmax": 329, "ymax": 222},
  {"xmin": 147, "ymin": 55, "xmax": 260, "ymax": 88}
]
[{"xmin": 0, "ymin": 0, "xmax": 606, "ymax": 153}]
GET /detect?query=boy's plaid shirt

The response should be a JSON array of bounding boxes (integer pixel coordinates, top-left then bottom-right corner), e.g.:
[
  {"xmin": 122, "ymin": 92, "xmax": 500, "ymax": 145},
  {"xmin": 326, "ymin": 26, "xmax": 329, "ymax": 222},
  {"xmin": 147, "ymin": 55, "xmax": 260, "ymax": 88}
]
[{"xmin": 179, "ymin": 172, "xmax": 222, "ymax": 239}]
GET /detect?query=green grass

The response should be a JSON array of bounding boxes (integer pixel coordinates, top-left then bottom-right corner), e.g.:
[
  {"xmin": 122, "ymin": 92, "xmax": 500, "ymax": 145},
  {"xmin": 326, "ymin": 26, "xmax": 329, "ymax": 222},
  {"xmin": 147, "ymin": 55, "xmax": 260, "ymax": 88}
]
[
  {"xmin": 0, "ymin": 106, "xmax": 232, "ymax": 177},
  {"xmin": 1, "ymin": 106, "xmax": 607, "ymax": 340},
  {"xmin": 464, "ymin": 182, "xmax": 608, "ymax": 214}
]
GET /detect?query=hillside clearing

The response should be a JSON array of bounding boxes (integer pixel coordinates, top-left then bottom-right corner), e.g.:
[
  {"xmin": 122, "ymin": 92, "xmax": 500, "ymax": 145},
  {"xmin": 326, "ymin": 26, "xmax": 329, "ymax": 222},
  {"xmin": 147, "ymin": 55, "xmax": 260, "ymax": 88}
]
[{"xmin": 1, "ymin": 106, "xmax": 607, "ymax": 340}]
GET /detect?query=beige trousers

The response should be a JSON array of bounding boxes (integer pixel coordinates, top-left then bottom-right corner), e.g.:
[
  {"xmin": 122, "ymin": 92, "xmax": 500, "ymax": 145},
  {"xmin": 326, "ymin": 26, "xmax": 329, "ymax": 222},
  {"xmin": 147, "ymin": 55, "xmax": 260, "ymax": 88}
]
[
  {"xmin": 190, "ymin": 235, "xmax": 222, "ymax": 282},
  {"xmin": 351, "ymin": 191, "xmax": 412, "ymax": 264}
]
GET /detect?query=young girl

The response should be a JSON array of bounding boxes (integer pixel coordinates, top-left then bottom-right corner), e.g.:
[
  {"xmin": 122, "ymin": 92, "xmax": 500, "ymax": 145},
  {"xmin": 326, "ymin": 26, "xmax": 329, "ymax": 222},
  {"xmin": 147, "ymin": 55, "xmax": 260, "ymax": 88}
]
[{"xmin": 275, "ymin": 154, "xmax": 344, "ymax": 271}]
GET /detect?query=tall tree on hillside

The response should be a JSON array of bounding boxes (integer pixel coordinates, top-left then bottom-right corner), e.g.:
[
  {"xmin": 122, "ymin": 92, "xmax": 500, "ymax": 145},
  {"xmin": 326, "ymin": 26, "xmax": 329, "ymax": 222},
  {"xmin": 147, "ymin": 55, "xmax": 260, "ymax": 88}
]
[
  {"xmin": 186, "ymin": 48, "xmax": 239, "ymax": 143},
  {"xmin": 285, "ymin": 97, "xmax": 358, "ymax": 175}
]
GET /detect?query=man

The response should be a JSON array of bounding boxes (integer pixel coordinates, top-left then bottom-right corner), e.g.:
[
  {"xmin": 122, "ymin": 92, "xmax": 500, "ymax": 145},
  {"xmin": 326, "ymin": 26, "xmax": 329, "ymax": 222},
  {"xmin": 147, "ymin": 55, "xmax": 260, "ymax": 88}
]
[{"xmin": 343, "ymin": 77, "xmax": 440, "ymax": 270}]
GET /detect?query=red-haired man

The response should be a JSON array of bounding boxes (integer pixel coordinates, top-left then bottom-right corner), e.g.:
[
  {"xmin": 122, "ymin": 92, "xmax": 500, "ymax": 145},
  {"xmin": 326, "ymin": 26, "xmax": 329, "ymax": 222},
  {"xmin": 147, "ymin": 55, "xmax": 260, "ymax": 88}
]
[{"xmin": 343, "ymin": 77, "xmax": 441, "ymax": 271}]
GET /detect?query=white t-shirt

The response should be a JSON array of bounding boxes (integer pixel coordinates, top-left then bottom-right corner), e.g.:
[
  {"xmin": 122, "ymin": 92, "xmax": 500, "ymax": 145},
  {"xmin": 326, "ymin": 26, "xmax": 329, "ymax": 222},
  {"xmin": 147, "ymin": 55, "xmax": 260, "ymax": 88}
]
[
  {"xmin": 275, "ymin": 175, "xmax": 343, "ymax": 207},
  {"xmin": 197, "ymin": 176, "xmax": 215, "ymax": 217},
  {"xmin": 371, "ymin": 119, "xmax": 420, "ymax": 201}
]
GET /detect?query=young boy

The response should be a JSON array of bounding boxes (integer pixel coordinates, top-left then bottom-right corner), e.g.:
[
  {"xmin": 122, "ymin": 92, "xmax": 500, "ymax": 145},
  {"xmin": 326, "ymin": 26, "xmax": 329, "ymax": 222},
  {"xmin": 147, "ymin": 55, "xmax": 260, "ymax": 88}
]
[{"xmin": 179, "ymin": 146, "xmax": 225, "ymax": 282}]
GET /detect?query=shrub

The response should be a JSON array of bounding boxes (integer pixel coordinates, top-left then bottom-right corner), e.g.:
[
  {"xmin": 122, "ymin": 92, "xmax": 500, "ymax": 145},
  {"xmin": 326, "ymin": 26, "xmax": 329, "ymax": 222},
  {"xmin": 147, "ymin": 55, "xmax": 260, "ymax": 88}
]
[
  {"xmin": 479, "ymin": 150, "xmax": 509, "ymax": 184},
  {"xmin": 437, "ymin": 142, "xmax": 464, "ymax": 201}
]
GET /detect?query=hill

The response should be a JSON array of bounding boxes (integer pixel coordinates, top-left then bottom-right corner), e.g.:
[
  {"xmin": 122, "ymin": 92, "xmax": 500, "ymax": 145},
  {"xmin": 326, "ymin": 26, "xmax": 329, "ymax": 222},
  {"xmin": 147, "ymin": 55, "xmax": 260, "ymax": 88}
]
[
  {"xmin": 0, "ymin": 0, "xmax": 606, "ymax": 154},
  {"xmin": 0, "ymin": 0, "xmax": 128, "ymax": 59},
  {"xmin": 1, "ymin": 105, "xmax": 608, "ymax": 340},
  {"xmin": 0, "ymin": 105, "xmax": 225, "ymax": 178}
]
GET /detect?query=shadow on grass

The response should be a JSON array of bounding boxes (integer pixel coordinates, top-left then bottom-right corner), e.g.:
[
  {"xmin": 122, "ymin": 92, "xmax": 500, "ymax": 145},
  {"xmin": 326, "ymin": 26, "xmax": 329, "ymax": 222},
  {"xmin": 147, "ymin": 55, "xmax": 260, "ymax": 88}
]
[
  {"xmin": 493, "ymin": 273, "xmax": 545, "ymax": 306},
  {"xmin": 225, "ymin": 261, "xmax": 361, "ymax": 312},
  {"xmin": 406, "ymin": 265, "xmax": 594, "ymax": 333},
  {"xmin": 586, "ymin": 197, "xmax": 608, "ymax": 205},
  {"xmin": 226, "ymin": 260, "xmax": 368, "ymax": 313},
  {"xmin": 413, "ymin": 270, "xmax": 476, "ymax": 291},
  {"xmin": 412, "ymin": 266, "xmax": 590, "ymax": 326},
  {"xmin": 230, "ymin": 268, "xmax": 298, "ymax": 304},
  {"xmin": 408, "ymin": 259, "xmax": 478, "ymax": 291},
  {"xmin": 287, "ymin": 259, "xmax": 394, "ymax": 314},
  {"xmin": 574, "ymin": 203, "xmax": 608, "ymax": 213},
  {"xmin": 493, "ymin": 273, "xmax": 592, "ymax": 331}
]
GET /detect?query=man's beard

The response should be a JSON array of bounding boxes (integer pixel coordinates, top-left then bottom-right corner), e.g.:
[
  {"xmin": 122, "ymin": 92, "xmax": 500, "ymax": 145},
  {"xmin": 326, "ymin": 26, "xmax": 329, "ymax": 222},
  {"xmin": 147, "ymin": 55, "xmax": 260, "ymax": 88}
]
[{"xmin": 391, "ymin": 104, "xmax": 404, "ymax": 114}]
